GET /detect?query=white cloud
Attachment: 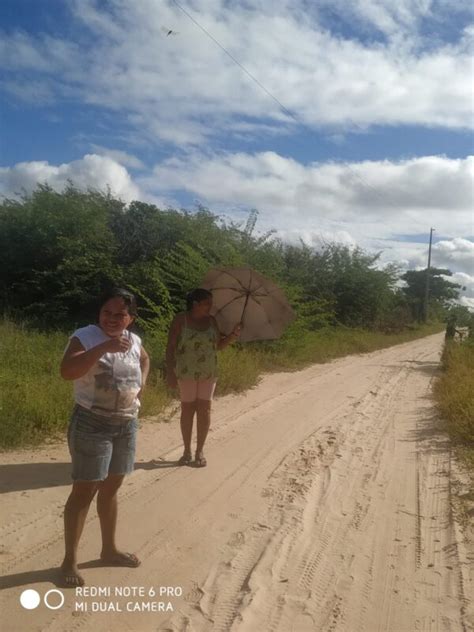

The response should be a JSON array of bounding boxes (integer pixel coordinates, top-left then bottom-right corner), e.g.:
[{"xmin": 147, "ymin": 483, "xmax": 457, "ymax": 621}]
[
  {"xmin": 146, "ymin": 150, "xmax": 473, "ymax": 296},
  {"xmin": 449, "ymin": 271, "xmax": 474, "ymax": 309},
  {"xmin": 315, "ymin": 0, "xmax": 472, "ymax": 42},
  {"xmin": 2, "ymin": 78, "xmax": 55, "ymax": 104},
  {"xmin": 89, "ymin": 145, "xmax": 145, "ymax": 170},
  {"xmin": 441, "ymin": 253, "xmax": 474, "ymax": 308},
  {"xmin": 0, "ymin": 154, "xmax": 142, "ymax": 202},
  {"xmin": 274, "ymin": 228, "xmax": 358, "ymax": 249},
  {"xmin": 0, "ymin": 1, "xmax": 472, "ymax": 144},
  {"xmin": 459, "ymin": 297, "xmax": 474, "ymax": 309},
  {"xmin": 432, "ymin": 238, "xmax": 474, "ymax": 268},
  {"xmin": 449, "ymin": 271, "xmax": 473, "ymax": 285},
  {"xmin": 148, "ymin": 151, "xmax": 473, "ymax": 237},
  {"xmin": 0, "ymin": 30, "xmax": 55, "ymax": 71}
]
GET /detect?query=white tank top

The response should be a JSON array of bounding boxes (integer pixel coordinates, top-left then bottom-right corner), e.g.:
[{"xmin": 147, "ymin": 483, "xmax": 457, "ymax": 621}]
[{"xmin": 68, "ymin": 325, "xmax": 142, "ymax": 419}]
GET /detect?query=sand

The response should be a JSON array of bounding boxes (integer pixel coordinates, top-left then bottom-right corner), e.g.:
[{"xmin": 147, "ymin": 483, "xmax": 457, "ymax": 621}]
[{"xmin": 0, "ymin": 332, "xmax": 472, "ymax": 631}]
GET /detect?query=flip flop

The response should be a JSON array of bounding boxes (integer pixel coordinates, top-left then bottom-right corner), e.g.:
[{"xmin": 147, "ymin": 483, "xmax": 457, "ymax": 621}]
[
  {"xmin": 194, "ymin": 453, "xmax": 207, "ymax": 467},
  {"xmin": 60, "ymin": 568, "xmax": 85, "ymax": 588},
  {"xmin": 100, "ymin": 552, "xmax": 141, "ymax": 567},
  {"xmin": 178, "ymin": 452, "xmax": 192, "ymax": 465}
]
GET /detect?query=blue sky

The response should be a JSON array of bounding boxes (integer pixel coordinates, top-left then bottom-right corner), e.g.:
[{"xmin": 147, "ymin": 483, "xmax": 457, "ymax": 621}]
[{"xmin": 0, "ymin": 0, "xmax": 473, "ymax": 305}]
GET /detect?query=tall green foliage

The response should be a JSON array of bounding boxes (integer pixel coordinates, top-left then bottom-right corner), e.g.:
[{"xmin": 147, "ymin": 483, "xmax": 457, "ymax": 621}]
[
  {"xmin": 0, "ymin": 184, "xmax": 122, "ymax": 325},
  {"xmin": 279, "ymin": 242, "xmax": 404, "ymax": 331},
  {"xmin": 0, "ymin": 184, "xmax": 451, "ymax": 334},
  {"xmin": 402, "ymin": 267, "xmax": 462, "ymax": 321}
]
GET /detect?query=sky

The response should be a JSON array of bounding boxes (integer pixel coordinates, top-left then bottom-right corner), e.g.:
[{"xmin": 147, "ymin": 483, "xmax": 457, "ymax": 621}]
[{"xmin": 0, "ymin": 0, "xmax": 473, "ymax": 307}]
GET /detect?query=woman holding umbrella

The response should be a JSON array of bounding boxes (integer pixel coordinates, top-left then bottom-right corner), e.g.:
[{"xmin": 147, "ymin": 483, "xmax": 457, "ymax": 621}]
[{"xmin": 166, "ymin": 288, "xmax": 241, "ymax": 467}]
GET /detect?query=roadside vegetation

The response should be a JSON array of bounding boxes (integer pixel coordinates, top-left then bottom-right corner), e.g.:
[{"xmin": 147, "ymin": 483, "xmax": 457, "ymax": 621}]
[
  {"xmin": 0, "ymin": 319, "xmax": 444, "ymax": 448},
  {"xmin": 435, "ymin": 337, "xmax": 474, "ymax": 472},
  {"xmin": 0, "ymin": 185, "xmax": 467, "ymax": 449}
]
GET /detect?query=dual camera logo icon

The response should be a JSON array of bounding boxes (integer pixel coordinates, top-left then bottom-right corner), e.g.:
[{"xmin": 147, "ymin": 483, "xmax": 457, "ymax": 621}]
[{"xmin": 20, "ymin": 589, "xmax": 65, "ymax": 610}]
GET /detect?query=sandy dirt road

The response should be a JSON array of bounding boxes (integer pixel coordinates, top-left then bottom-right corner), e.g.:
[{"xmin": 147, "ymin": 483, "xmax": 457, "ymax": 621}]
[{"xmin": 0, "ymin": 332, "xmax": 472, "ymax": 632}]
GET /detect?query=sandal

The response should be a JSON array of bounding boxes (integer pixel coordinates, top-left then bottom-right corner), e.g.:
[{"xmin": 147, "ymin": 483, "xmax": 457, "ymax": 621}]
[
  {"xmin": 60, "ymin": 566, "xmax": 85, "ymax": 588},
  {"xmin": 100, "ymin": 552, "xmax": 141, "ymax": 567},
  {"xmin": 178, "ymin": 452, "xmax": 192, "ymax": 465},
  {"xmin": 195, "ymin": 452, "xmax": 207, "ymax": 467}
]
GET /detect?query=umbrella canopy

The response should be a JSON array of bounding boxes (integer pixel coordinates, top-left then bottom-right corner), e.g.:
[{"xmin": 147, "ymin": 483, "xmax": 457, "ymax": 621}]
[{"xmin": 201, "ymin": 267, "xmax": 295, "ymax": 342}]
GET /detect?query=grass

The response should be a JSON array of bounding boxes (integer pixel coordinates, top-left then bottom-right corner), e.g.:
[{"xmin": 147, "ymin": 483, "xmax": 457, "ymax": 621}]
[
  {"xmin": 0, "ymin": 321, "xmax": 72, "ymax": 448},
  {"xmin": 230, "ymin": 322, "xmax": 445, "ymax": 376},
  {"xmin": 434, "ymin": 339, "xmax": 474, "ymax": 473},
  {"xmin": 0, "ymin": 319, "xmax": 444, "ymax": 449}
]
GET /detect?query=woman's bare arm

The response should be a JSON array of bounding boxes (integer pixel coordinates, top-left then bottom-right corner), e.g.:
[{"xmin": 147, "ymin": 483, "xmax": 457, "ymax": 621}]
[
  {"xmin": 137, "ymin": 345, "xmax": 150, "ymax": 400},
  {"xmin": 60, "ymin": 336, "xmax": 130, "ymax": 380},
  {"xmin": 140, "ymin": 345, "xmax": 150, "ymax": 387},
  {"xmin": 214, "ymin": 318, "xmax": 241, "ymax": 350}
]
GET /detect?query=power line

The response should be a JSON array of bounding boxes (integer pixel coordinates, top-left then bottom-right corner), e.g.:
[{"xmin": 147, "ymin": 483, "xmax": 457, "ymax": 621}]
[
  {"xmin": 170, "ymin": 0, "xmax": 295, "ymax": 122},
  {"xmin": 169, "ymin": 0, "xmax": 416, "ymax": 212}
]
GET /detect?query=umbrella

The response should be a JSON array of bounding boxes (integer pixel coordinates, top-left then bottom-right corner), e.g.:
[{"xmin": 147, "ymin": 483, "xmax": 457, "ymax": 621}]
[{"xmin": 200, "ymin": 267, "xmax": 295, "ymax": 342}]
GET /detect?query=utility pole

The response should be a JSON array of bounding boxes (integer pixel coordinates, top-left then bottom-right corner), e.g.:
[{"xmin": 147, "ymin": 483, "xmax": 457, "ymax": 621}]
[{"xmin": 423, "ymin": 228, "xmax": 435, "ymax": 322}]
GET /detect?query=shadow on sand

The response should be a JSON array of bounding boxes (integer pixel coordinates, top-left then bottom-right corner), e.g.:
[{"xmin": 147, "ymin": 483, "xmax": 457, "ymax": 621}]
[{"xmin": 0, "ymin": 458, "xmax": 185, "ymax": 494}]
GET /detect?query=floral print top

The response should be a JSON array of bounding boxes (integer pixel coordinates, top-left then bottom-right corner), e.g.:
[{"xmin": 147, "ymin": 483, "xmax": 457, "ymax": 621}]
[{"xmin": 175, "ymin": 317, "xmax": 218, "ymax": 380}]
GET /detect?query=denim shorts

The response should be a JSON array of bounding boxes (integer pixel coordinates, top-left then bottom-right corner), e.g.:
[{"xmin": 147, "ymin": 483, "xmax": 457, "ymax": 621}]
[{"xmin": 67, "ymin": 405, "xmax": 138, "ymax": 481}]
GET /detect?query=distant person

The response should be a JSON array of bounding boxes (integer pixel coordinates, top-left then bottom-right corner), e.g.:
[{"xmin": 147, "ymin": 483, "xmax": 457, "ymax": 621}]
[
  {"xmin": 166, "ymin": 288, "xmax": 241, "ymax": 467},
  {"xmin": 445, "ymin": 316, "xmax": 461, "ymax": 342},
  {"xmin": 468, "ymin": 316, "xmax": 474, "ymax": 340},
  {"xmin": 60, "ymin": 288, "xmax": 150, "ymax": 587}
]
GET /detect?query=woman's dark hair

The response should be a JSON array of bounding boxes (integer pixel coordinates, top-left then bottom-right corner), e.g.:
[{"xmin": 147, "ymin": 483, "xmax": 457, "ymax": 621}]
[
  {"xmin": 186, "ymin": 288, "xmax": 212, "ymax": 311},
  {"xmin": 98, "ymin": 288, "xmax": 138, "ymax": 317}
]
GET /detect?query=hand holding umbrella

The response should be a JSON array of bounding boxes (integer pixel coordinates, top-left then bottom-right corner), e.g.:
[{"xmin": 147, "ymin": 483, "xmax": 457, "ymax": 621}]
[
  {"xmin": 231, "ymin": 323, "xmax": 242, "ymax": 339},
  {"xmin": 216, "ymin": 322, "xmax": 242, "ymax": 351}
]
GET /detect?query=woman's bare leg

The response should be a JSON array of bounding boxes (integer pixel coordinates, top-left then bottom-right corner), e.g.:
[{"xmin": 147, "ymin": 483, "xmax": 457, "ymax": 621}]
[
  {"xmin": 180, "ymin": 401, "xmax": 196, "ymax": 459},
  {"xmin": 98, "ymin": 473, "xmax": 140, "ymax": 567},
  {"xmin": 61, "ymin": 481, "xmax": 99, "ymax": 587},
  {"xmin": 195, "ymin": 399, "xmax": 211, "ymax": 466}
]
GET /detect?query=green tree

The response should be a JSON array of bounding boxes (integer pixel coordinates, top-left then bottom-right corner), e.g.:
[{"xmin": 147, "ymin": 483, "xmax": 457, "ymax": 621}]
[
  {"xmin": 110, "ymin": 201, "xmax": 192, "ymax": 264},
  {"xmin": 0, "ymin": 184, "xmax": 426, "ymax": 335},
  {"xmin": 0, "ymin": 184, "xmax": 121, "ymax": 325},
  {"xmin": 444, "ymin": 304, "xmax": 472, "ymax": 326},
  {"xmin": 282, "ymin": 244, "xmax": 400, "ymax": 329},
  {"xmin": 401, "ymin": 268, "xmax": 461, "ymax": 321}
]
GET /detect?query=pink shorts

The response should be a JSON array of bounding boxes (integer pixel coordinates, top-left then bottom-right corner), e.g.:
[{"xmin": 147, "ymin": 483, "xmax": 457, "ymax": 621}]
[{"xmin": 178, "ymin": 379, "xmax": 217, "ymax": 403}]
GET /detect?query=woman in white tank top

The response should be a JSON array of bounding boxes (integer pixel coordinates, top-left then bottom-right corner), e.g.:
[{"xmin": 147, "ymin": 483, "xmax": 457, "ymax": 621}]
[{"xmin": 59, "ymin": 288, "xmax": 150, "ymax": 588}]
